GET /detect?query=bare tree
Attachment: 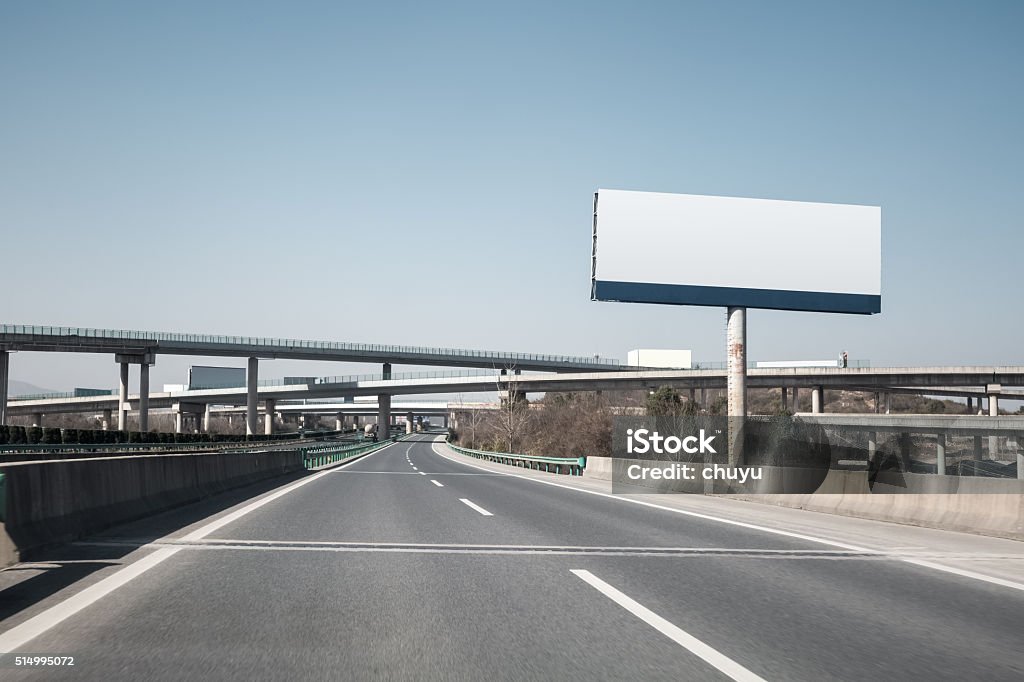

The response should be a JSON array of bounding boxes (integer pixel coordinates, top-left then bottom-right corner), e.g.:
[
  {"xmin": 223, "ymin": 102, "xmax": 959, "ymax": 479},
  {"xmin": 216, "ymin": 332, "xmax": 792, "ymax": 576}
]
[
  {"xmin": 455, "ymin": 393, "xmax": 486, "ymax": 449},
  {"xmin": 492, "ymin": 366, "xmax": 530, "ymax": 453}
]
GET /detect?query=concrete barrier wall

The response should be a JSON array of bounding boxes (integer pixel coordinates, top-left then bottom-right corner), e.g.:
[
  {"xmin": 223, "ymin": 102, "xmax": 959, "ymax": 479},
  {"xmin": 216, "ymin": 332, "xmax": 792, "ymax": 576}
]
[
  {"xmin": 0, "ymin": 450, "xmax": 305, "ymax": 566},
  {"xmin": 584, "ymin": 456, "xmax": 1024, "ymax": 540}
]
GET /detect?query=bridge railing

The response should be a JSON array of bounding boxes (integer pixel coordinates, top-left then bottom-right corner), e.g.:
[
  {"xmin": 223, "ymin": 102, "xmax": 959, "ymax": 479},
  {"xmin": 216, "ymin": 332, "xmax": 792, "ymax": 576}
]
[
  {"xmin": 0, "ymin": 324, "xmax": 621, "ymax": 368},
  {"xmin": 446, "ymin": 440, "xmax": 586, "ymax": 476}
]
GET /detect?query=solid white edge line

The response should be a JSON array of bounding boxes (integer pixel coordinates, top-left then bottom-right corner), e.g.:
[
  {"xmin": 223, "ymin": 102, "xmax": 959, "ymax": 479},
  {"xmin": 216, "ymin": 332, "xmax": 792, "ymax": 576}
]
[
  {"xmin": 901, "ymin": 559, "xmax": 1024, "ymax": 592},
  {"xmin": 459, "ymin": 498, "xmax": 493, "ymax": 516},
  {"xmin": 0, "ymin": 443, "xmax": 396, "ymax": 653},
  {"xmin": 571, "ymin": 569, "xmax": 766, "ymax": 682},
  {"xmin": 430, "ymin": 480, "xmax": 444, "ymax": 487},
  {"xmin": 431, "ymin": 440, "xmax": 1024, "ymax": 592},
  {"xmin": 419, "ymin": 472, "xmax": 426, "ymax": 476},
  {"xmin": 430, "ymin": 442, "xmax": 867, "ymax": 550}
]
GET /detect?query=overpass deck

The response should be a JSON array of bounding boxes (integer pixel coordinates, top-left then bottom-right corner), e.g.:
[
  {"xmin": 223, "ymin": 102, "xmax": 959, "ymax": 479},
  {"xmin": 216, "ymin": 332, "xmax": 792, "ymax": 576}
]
[{"xmin": 0, "ymin": 324, "xmax": 620, "ymax": 371}]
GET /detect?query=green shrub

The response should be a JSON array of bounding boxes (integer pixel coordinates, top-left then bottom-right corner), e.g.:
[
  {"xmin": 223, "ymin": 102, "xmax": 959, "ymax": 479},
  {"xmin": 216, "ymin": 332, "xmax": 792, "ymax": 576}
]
[
  {"xmin": 62, "ymin": 428, "xmax": 79, "ymax": 444},
  {"xmin": 128, "ymin": 431, "xmax": 142, "ymax": 443},
  {"xmin": 27, "ymin": 426, "xmax": 43, "ymax": 444},
  {"xmin": 9, "ymin": 425, "xmax": 27, "ymax": 444},
  {"xmin": 42, "ymin": 427, "xmax": 62, "ymax": 444},
  {"xmin": 0, "ymin": 425, "xmax": 7, "ymax": 444}
]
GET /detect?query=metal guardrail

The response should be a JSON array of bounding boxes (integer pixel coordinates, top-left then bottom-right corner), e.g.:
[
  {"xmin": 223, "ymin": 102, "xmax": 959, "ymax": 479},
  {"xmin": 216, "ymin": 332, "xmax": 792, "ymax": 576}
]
[
  {"xmin": 299, "ymin": 433, "xmax": 414, "ymax": 469},
  {"xmin": 12, "ymin": 390, "xmax": 119, "ymax": 401},
  {"xmin": 0, "ymin": 431, "xmax": 359, "ymax": 462},
  {"xmin": 446, "ymin": 439, "xmax": 586, "ymax": 476},
  {"xmin": 256, "ymin": 368, "xmax": 523, "ymax": 389},
  {"xmin": 692, "ymin": 360, "xmax": 871, "ymax": 370}
]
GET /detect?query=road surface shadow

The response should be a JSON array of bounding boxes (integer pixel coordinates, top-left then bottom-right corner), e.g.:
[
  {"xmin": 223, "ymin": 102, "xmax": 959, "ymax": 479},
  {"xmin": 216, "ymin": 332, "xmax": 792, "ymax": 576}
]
[{"xmin": 0, "ymin": 470, "xmax": 309, "ymax": 625}]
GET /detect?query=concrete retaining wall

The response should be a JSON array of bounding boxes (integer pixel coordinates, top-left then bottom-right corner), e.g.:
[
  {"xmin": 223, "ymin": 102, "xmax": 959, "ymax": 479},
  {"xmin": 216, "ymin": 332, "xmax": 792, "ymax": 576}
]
[
  {"xmin": 0, "ymin": 449, "xmax": 305, "ymax": 567},
  {"xmin": 584, "ymin": 456, "xmax": 1024, "ymax": 540}
]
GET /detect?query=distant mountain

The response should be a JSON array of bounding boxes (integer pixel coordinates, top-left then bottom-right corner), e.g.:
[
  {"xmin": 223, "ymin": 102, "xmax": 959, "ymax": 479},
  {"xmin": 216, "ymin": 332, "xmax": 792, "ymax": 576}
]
[{"xmin": 8, "ymin": 379, "xmax": 57, "ymax": 397}]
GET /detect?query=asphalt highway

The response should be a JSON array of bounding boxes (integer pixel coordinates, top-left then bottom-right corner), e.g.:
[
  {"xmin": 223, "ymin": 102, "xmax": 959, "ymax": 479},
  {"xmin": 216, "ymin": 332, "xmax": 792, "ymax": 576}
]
[{"xmin": 1, "ymin": 434, "xmax": 1022, "ymax": 680}]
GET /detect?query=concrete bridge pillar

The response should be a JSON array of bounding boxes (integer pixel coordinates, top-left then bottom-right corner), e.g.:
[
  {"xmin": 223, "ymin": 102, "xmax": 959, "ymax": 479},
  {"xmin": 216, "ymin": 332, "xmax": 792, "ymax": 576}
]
[
  {"xmin": 175, "ymin": 410, "xmax": 183, "ymax": 434},
  {"xmin": 874, "ymin": 392, "xmax": 881, "ymax": 414},
  {"xmin": 203, "ymin": 404, "xmax": 212, "ymax": 433},
  {"xmin": 688, "ymin": 387, "xmax": 696, "ymax": 404},
  {"xmin": 139, "ymin": 361, "xmax": 150, "ymax": 433},
  {"xmin": 791, "ymin": 387, "xmax": 799, "ymax": 413},
  {"xmin": 988, "ymin": 385, "xmax": 1000, "ymax": 458},
  {"xmin": 966, "ymin": 396, "xmax": 973, "ymax": 413},
  {"xmin": 406, "ymin": 411, "xmax": 414, "ymax": 434},
  {"xmin": 336, "ymin": 412, "xmax": 343, "ymax": 432},
  {"xmin": 246, "ymin": 357, "xmax": 258, "ymax": 436},
  {"xmin": 382, "ymin": 363, "xmax": 392, "ymax": 380},
  {"xmin": 264, "ymin": 399, "xmax": 276, "ymax": 436},
  {"xmin": 118, "ymin": 361, "xmax": 129, "ymax": 430},
  {"xmin": 899, "ymin": 432, "xmax": 912, "ymax": 472},
  {"xmin": 115, "ymin": 353, "xmax": 153, "ymax": 433},
  {"xmin": 936, "ymin": 433, "xmax": 946, "ymax": 475},
  {"xmin": 781, "ymin": 387, "xmax": 788, "ymax": 413},
  {"xmin": 32, "ymin": 412, "xmax": 43, "ymax": 427},
  {"xmin": 867, "ymin": 432, "xmax": 877, "ymax": 466},
  {"xmin": 811, "ymin": 386, "xmax": 823, "ymax": 414},
  {"xmin": 378, "ymin": 394, "xmax": 391, "ymax": 438},
  {"xmin": 101, "ymin": 408, "xmax": 112, "ymax": 431},
  {"xmin": 0, "ymin": 349, "xmax": 8, "ymax": 425},
  {"xmin": 884, "ymin": 392, "xmax": 891, "ymax": 414}
]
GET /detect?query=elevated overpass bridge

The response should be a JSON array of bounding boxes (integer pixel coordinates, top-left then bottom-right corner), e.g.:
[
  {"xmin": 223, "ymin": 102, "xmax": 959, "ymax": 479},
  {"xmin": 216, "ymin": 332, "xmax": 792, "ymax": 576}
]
[
  {"xmin": 0, "ymin": 323, "xmax": 619, "ymax": 434},
  {"xmin": 8, "ymin": 366, "xmax": 1024, "ymax": 435}
]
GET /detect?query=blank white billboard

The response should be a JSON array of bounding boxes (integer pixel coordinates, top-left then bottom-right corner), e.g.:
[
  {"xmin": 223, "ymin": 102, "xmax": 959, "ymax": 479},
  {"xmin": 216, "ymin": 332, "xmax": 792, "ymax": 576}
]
[{"xmin": 591, "ymin": 189, "xmax": 881, "ymax": 314}]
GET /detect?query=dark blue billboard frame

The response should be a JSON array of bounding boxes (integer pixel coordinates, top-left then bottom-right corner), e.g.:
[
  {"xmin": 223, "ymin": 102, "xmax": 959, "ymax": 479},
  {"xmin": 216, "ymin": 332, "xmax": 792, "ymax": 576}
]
[{"xmin": 591, "ymin": 280, "xmax": 880, "ymax": 315}]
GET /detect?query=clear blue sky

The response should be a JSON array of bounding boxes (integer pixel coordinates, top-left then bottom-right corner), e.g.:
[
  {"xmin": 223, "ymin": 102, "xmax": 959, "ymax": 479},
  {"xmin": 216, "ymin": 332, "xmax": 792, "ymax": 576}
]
[{"xmin": 2, "ymin": 1, "xmax": 1022, "ymax": 391}]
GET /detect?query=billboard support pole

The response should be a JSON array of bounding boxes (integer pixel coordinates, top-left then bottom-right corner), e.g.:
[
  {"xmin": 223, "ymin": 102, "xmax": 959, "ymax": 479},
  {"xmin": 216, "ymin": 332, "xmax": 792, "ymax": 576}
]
[{"xmin": 726, "ymin": 306, "xmax": 746, "ymax": 466}]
